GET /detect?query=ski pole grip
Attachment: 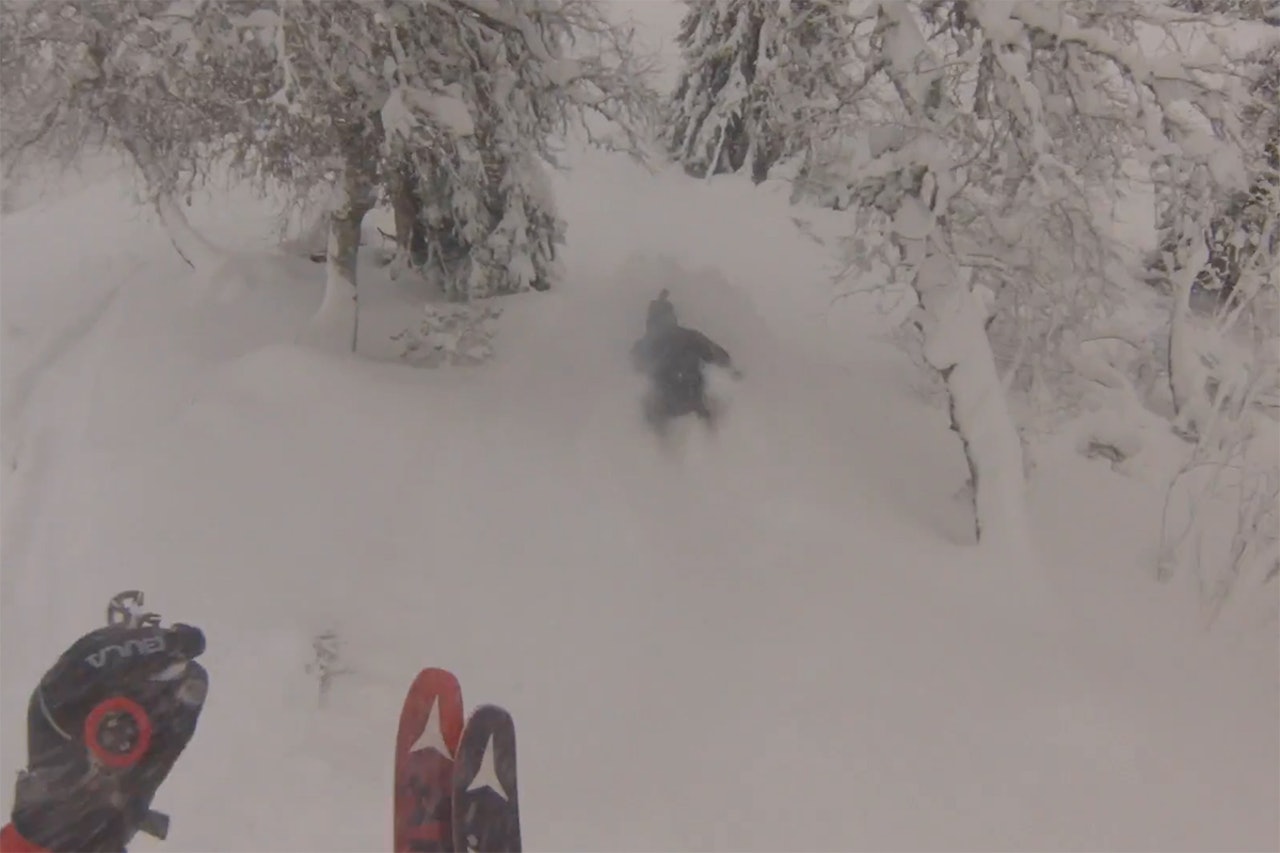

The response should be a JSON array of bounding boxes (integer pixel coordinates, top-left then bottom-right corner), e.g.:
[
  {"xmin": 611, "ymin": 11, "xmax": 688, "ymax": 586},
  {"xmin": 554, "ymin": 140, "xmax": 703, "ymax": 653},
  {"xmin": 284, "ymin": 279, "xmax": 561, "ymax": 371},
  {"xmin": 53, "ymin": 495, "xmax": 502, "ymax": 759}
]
[{"xmin": 139, "ymin": 809, "xmax": 170, "ymax": 840}]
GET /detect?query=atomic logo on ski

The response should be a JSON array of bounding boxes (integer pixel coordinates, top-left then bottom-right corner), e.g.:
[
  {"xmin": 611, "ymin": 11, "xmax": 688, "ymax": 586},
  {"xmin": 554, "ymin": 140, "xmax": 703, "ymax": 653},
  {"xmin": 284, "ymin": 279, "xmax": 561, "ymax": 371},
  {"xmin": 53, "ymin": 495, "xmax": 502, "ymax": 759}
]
[
  {"xmin": 465, "ymin": 734, "xmax": 509, "ymax": 801},
  {"xmin": 408, "ymin": 695, "xmax": 454, "ymax": 757}
]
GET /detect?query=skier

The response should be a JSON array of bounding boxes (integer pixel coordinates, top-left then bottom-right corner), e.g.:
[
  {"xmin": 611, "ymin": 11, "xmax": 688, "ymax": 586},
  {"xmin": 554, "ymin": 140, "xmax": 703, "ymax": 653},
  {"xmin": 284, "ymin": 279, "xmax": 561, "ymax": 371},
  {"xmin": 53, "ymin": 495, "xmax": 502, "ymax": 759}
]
[
  {"xmin": 1, "ymin": 622, "xmax": 208, "ymax": 852},
  {"xmin": 630, "ymin": 289, "xmax": 741, "ymax": 436}
]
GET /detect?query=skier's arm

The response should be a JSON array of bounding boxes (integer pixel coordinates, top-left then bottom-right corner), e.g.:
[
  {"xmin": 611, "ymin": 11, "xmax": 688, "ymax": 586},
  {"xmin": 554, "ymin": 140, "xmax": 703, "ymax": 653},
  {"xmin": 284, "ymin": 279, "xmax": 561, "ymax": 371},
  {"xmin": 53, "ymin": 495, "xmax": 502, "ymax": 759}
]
[
  {"xmin": 0, "ymin": 823, "xmax": 47, "ymax": 853},
  {"xmin": 693, "ymin": 332, "xmax": 735, "ymax": 372}
]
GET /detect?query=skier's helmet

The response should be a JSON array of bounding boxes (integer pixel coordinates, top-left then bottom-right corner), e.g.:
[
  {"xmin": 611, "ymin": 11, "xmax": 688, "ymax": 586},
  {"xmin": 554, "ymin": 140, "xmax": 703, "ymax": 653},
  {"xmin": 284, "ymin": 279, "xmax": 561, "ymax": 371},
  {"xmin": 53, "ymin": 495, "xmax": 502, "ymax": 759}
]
[{"xmin": 647, "ymin": 289, "xmax": 677, "ymax": 332}]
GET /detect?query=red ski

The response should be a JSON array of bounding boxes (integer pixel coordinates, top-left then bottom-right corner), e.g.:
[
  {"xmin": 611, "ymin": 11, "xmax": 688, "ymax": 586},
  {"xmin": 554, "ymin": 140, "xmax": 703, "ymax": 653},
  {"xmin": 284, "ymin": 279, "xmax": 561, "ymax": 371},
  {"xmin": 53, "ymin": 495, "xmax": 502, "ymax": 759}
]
[{"xmin": 394, "ymin": 668, "xmax": 465, "ymax": 853}]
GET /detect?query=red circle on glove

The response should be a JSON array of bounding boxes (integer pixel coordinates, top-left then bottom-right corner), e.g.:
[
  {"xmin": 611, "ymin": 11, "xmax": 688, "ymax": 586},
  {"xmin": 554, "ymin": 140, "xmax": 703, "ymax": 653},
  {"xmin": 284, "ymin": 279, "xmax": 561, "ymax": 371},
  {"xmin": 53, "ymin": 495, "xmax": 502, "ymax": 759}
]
[{"xmin": 84, "ymin": 696, "xmax": 152, "ymax": 768}]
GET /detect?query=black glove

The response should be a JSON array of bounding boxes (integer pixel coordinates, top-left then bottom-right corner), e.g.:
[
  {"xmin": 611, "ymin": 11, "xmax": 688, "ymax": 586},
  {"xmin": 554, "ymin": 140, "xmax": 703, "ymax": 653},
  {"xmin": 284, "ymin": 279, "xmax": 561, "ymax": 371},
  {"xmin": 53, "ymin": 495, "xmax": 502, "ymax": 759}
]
[{"xmin": 10, "ymin": 623, "xmax": 209, "ymax": 852}]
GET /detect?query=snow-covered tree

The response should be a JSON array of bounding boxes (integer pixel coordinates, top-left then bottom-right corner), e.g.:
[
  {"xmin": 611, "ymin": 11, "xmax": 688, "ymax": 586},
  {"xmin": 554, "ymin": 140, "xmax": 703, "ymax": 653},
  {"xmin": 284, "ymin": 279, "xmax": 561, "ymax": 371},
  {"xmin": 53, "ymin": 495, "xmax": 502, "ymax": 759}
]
[
  {"xmin": 0, "ymin": 0, "xmax": 264, "ymax": 270},
  {"xmin": 1167, "ymin": 0, "xmax": 1279, "ymax": 25},
  {"xmin": 380, "ymin": 0, "xmax": 656, "ymax": 300},
  {"xmin": 222, "ymin": 1, "xmax": 386, "ymax": 351},
  {"xmin": 1192, "ymin": 40, "xmax": 1277, "ymax": 315},
  {"xmin": 666, "ymin": 0, "xmax": 854, "ymax": 183},
  {"xmin": 237, "ymin": 0, "xmax": 655, "ymax": 330},
  {"xmin": 4, "ymin": 0, "xmax": 655, "ymax": 348},
  {"xmin": 1150, "ymin": 23, "xmax": 1280, "ymax": 614},
  {"xmin": 822, "ymin": 0, "xmax": 1258, "ymax": 557},
  {"xmin": 378, "ymin": 1, "xmax": 569, "ymax": 301},
  {"xmin": 1135, "ymin": 30, "xmax": 1275, "ymax": 443}
]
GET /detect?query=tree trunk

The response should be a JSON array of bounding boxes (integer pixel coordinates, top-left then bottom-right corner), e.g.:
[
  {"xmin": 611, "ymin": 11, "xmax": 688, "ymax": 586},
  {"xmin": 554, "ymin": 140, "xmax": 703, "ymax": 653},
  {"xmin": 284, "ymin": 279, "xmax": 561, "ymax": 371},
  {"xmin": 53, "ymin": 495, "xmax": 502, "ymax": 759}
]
[
  {"xmin": 1167, "ymin": 228, "xmax": 1211, "ymax": 437},
  {"xmin": 900, "ymin": 198, "xmax": 1033, "ymax": 558},
  {"xmin": 309, "ymin": 127, "xmax": 378, "ymax": 353},
  {"xmin": 926, "ymin": 266, "xmax": 1031, "ymax": 556},
  {"xmin": 706, "ymin": 122, "xmax": 729, "ymax": 182},
  {"xmin": 311, "ymin": 199, "xmax": 369, "ymax": 353},
  {"xmin": 1160, "ymin": 163, "xmax": 1216, "ymax": 437},
  {"xmin": 388, "ymin": 159, "xmax": 427, "ymax": 266},
  {"xmin": 872, "ymin": 2, "xmax": 1033, "ymax": 557}
]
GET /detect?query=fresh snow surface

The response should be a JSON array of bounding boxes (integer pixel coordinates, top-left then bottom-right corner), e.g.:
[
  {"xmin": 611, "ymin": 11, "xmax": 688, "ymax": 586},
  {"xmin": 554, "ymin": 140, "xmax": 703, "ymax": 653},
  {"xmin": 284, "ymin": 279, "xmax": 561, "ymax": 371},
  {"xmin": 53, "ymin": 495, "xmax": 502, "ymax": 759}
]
[{"xmin": 2, "ymin": 146, "xmax": 1277, "ymax": 852}]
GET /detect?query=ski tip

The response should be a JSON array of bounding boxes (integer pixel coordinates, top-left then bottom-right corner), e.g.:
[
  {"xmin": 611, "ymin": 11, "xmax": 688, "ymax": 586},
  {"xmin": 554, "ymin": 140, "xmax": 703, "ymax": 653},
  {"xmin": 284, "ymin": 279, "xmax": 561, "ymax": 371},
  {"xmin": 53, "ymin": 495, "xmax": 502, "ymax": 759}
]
[
  {"xmin": 404, "ymin": 668, "xmax": 462, "ymax": 707},
  {"xmin": 465, "ymin": 703, "xmax": 514, "ymax": 724},
  {"xmin": 397, "ymin": 667, "xmax": 465, "ymax": 758},
  {"xmin": 410, "ymin": 667, "xmax": 461, "ymax": 689}
]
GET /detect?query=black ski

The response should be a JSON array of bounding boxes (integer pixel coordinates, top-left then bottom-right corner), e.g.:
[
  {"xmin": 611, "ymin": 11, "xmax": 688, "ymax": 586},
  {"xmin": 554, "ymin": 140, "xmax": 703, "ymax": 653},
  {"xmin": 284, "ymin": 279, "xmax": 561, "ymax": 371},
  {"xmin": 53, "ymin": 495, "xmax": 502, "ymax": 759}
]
[{"xmin": 450, "ymin": 705, "xmax": 520, "ymax": 852}]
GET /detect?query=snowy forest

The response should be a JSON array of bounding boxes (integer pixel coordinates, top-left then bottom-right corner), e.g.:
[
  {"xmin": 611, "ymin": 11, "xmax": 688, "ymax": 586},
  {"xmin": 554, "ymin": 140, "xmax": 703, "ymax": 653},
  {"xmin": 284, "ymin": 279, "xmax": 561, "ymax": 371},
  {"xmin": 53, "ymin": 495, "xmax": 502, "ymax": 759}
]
[
  {"xmin": 6, "ymin": 0, "xmax": 1273, "ymax": 606},
  {"xmin": 664, "ymin": 0, "xmax": 1280, "ymax": 589},
  {"xmin": 1, "ymin": 0, "xmax": 1278, "ymax": 849}
]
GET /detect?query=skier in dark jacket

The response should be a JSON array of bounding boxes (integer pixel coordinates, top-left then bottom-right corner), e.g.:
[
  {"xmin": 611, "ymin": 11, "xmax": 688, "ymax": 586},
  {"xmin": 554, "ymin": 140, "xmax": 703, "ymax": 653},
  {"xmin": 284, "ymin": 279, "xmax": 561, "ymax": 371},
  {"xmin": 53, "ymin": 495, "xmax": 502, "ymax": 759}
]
[
  {"xmin": 630, "ymin": 289, "xmax": 741, "ymax": 435},
  {"xmin": 1, "ymin": 620, "xmax": 208, "ymax": 853}
]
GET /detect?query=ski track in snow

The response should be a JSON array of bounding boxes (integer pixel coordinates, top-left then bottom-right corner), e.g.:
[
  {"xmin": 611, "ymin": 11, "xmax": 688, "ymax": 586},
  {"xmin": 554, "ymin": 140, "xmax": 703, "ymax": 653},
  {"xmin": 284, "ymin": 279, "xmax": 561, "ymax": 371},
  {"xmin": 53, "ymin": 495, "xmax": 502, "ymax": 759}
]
[
  {"xmin": 0, "ymin": 282, "xmax": 127, "ymax": 784},
  {"xmin": 2, "ymin": 282, "xmax": 124, "ymax": 467},
  {"xmin": 1, "ymin": 150, "xmax": 1276, "ymax": 852}
]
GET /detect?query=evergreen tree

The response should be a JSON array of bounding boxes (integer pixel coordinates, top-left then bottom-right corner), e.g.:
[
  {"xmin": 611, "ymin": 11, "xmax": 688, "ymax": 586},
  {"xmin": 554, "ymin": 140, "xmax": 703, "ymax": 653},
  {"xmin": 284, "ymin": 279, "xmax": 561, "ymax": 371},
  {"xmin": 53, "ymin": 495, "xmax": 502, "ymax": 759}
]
[
  {"xmin": 1187, "ymin": 40, "xmax": 1278, "ymax": 312},
  {"xmin": 2, "ymin": 0, "xmax": 656, "ymax": 343},
  {"xmin": 819, "ymin": 0, "xmax": 1258, "ymax": 552},
  {"xmin": 376, "ymin": 0, "xmax": 654, "ymax": 300},
  {"xmin": 666, "ymin": 0, "xmax": 853, "ymax": 183}
]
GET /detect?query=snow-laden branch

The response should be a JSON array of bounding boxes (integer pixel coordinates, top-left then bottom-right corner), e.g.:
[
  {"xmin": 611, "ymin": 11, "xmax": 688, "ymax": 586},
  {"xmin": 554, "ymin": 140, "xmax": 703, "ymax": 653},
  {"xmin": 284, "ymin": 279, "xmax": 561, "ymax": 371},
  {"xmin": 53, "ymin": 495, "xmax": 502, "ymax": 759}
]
[
  {"xmin": 434, "ymin": 0, "xmax": 555, "ymax": 63},
  {"xmin": 1011, "ymin": 1, "xmax": 1232, "ymax": 87},
  {"xmin": 1008, "ymin": 0, "xmax": 1243, "ymax": 160}
]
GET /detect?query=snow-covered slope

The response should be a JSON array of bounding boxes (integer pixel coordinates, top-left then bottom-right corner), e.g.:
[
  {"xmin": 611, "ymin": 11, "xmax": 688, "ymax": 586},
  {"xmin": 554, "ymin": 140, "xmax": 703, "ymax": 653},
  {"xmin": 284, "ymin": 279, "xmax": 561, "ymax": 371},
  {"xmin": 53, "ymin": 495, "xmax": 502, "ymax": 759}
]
[{"xmin": 2, "ymin": 148, "xmax": 1276, "ymax": 852}]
